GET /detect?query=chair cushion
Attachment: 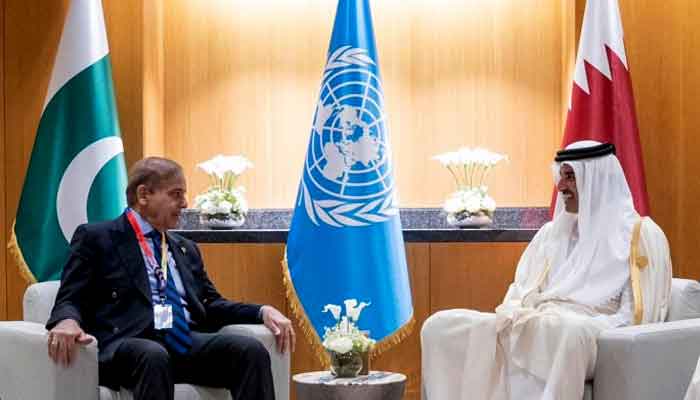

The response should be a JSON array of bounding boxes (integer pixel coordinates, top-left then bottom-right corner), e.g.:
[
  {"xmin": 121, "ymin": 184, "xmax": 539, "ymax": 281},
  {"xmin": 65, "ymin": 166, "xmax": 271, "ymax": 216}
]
[
  {"xmin": 668, "ymin": 279, "xmax": 700, "ymax": 322},
  {"xmin": 99, "ymin": 384, "xmax": 231, "ymax": 400}
]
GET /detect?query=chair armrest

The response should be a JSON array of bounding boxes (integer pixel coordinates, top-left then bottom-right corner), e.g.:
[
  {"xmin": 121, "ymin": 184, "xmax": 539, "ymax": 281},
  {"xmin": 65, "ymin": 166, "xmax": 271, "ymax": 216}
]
[
  {"xmin": 218, "ymin": 324, "xmax": 290, "ymax": 400},
  {"xmin": 0, "ymin": 321, "xmax": 99, "ymax": 400},
  {"xmin": 594, "ymin": 318, "xmax": 700, "ymax": 400}
]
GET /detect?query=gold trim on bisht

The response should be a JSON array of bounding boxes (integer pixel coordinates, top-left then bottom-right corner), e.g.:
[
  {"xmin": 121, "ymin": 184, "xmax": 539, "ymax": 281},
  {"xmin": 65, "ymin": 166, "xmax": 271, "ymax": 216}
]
[
  {"xmin": 630, "ymin": 218, "xmax": 649, "ymax": 325},
  {"xmin": 281, "ymin": 250, "xmax": 414, "ymax": 367},
  {"xmin": 7, "ymin": 221, "xmax": 38, "ymax": 284}
]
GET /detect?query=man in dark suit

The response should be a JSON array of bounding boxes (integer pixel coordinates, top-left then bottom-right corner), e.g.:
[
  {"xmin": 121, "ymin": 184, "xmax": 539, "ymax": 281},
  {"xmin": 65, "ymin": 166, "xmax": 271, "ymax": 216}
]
[{"xmin": 45, "ymin": 157, "xmax": 294, "ymax": 400}]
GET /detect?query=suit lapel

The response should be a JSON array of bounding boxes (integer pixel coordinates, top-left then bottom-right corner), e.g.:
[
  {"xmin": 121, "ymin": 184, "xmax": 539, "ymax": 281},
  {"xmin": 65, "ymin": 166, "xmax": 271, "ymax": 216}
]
[{"xmin": 113, "ymin": 214, "xmax": 152, "ymax": 303}]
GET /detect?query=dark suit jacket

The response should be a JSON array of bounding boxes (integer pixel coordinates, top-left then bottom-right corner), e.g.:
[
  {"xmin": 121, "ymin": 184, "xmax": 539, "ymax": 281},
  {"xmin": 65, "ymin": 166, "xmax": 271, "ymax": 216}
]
[{"xmin": 46, "ymin": 213, "xmax": 262, "ymax": 363}]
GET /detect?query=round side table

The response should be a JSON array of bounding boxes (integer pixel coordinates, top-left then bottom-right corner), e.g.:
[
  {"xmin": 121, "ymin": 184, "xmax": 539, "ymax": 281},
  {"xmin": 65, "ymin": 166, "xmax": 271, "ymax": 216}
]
[{"xmin": 293, "ymin": 370, "xmax": 406, "ymax": 400}]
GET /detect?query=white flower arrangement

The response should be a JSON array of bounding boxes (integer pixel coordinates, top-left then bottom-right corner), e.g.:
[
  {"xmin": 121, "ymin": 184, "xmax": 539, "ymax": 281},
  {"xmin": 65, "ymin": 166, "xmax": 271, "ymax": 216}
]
[
  {"xmin": 194, "ymin": 155, "xmax": 253, "ymax": 218},
  {"xmin": 322, "ymin": 299, "xmax": 375, "ymax": 354},
  {"xmin": 433, "ymin": 147, "xmax": 507, "ymax": 219},
  {"xmin": 443, "ymin": 187, "xmax": 496, "ymax": 215}
]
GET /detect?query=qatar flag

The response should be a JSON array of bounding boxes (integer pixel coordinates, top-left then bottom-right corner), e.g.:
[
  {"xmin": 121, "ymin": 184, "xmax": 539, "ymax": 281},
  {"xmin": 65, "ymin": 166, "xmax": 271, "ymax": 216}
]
[{"xmin": 561, "ymin": 0, "xmax": 650, "ymax": 215}]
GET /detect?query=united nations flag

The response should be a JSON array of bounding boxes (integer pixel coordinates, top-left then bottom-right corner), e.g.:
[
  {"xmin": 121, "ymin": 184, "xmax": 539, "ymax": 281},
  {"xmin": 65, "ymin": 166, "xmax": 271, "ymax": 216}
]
[{"xmin": 284, "ymin": 0, "xmax": 413, "ymax": 364}]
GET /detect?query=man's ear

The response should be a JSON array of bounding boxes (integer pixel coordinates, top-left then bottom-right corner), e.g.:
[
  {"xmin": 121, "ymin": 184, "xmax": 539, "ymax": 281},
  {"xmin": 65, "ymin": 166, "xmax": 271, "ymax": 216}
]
[{"xmin": 135, "ymin": 184, "xmax": 150, "ymax": 206}]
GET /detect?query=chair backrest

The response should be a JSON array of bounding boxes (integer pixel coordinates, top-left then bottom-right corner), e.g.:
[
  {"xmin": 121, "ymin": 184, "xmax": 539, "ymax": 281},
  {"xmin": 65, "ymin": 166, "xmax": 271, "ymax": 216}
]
[
  {"xmin": 23, "ymin": 281, "xmax": 60, "ymax": 324},
  {"xmin": 23, "ymin": 278, "xmax": 700, "ymax": 325},
  {"xmin": 667, "ymin": 278, "xmax": 700, "ymax": 322}
]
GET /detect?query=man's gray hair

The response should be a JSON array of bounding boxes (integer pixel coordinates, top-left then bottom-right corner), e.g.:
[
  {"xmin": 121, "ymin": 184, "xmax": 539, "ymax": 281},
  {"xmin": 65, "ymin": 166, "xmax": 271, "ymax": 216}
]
[{"xmin": 126, "ymin": 157, "xmax": 183, "ymax": 206}]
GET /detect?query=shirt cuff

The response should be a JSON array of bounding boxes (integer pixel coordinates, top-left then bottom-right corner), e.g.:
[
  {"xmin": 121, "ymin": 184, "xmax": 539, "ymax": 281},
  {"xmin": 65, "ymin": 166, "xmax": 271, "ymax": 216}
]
[{"xmin": 257, "ymin": 305, "xmax": 266, "ymax": 323}]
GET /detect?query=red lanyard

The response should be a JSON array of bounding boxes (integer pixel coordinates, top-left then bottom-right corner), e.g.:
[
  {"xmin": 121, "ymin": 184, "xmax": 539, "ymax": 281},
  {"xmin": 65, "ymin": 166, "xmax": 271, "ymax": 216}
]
[{"xmin": 126, "ymin": 210, "xmax": 169, "ymax": 296}]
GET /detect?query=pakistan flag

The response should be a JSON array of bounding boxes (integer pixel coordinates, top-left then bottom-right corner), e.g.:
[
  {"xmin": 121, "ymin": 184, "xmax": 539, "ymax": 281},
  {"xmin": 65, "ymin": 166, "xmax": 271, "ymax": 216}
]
[{"xmin": 9, "ymin": 0, "xmax": 127, "ymax": 282}]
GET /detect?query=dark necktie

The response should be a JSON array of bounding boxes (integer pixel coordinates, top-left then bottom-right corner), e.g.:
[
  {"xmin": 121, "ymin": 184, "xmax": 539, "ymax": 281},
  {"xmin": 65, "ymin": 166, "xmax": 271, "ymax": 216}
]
[{"xmin": 147, "ymin": 230, "xmax": 192, "ymax": 354}]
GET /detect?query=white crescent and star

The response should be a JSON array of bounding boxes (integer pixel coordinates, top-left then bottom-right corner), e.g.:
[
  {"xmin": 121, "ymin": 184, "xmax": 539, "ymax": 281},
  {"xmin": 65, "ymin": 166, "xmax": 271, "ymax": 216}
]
[{"xmin": 56, "ymin": 136, "xmax": 124, "ymax": 242}]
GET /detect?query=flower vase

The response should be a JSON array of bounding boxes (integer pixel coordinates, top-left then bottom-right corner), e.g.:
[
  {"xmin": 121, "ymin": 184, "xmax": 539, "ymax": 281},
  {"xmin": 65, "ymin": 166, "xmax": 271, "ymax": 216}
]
[
  {"xmin": 328, "ymin": 350, "xmax": 363, "ymax": 378},
  {"xmin": 447, "ymin": 210, "xmax": 493, "ymax": 228},
  {"xmin": 200, "ymin": 213, "xmax": 245, "ymax": 230},
  {"xmin": 359, "ymin": 350, "xmax": 370, "ymax": 375}
]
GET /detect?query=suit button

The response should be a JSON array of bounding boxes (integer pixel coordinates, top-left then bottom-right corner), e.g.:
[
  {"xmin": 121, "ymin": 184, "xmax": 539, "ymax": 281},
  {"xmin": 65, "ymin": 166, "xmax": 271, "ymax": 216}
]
[
  {"xmin": 113, "ymin": 327, "xmax": 119, "ymax": 333},
  {"xmin": 112, "ymin": 291, "xmax": 117, "ymax": 299}
]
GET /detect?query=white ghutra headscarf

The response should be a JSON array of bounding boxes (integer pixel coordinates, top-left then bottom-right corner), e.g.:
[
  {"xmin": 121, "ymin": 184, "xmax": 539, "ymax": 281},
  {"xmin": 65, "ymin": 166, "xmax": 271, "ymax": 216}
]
[{"xmin": 542, "ymin": 140, "xmax": 638, "ymax": 307}]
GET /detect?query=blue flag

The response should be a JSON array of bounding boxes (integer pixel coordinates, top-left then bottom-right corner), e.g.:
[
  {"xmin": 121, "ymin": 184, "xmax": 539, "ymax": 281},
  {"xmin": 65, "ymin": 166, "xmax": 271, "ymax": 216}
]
[{"xmin": 285, "ymin": 0, "xmax": 413, "ymax": 363}]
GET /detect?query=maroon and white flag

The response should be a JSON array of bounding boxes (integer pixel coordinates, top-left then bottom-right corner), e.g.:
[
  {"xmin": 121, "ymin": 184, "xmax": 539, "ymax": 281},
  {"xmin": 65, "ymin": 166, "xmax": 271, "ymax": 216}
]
[{"xmin": 562, "ymin": 0, "xmax": 650, "ymax": 215}]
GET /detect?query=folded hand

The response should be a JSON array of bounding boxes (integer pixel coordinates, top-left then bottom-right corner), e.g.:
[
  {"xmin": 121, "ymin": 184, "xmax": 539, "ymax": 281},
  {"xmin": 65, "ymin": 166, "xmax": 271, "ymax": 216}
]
[
  {"xmin": 47, "ymin": 319, "xmax": 94, "ymax": 367},
  {"xmin": 261, "ymin": 305, "xmax": 296, "ymax": 354}
]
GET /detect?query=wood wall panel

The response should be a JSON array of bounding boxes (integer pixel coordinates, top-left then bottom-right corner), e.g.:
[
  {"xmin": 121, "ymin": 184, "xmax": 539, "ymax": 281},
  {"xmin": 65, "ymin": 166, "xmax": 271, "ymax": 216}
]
[
  {"xmin": 142, "ymin": 0, "xmax": 165, "ymax": 157},
  {"xmin": 2, "ymin": 2, "xmax": 697, "ymax": 313},
  {"xmin": 198, "ymin": 243, "xmax": 286, "ymax": 312},
  {"xmin": 681, "ymin": 1, "xmax": 700, "ymax": 280},
  {"xmin": 163, "ymin": 0, "xmax": 564, "ymax": 210},
  {"xmin": 560, "ymin": 0, "xmax": 576, "ymax": 126},
  {"xmin": 0, "ymin": 0, "xmax": 5, "ymax": 320},
  {"xmin": 102, "ymin": 0, "xmax": 143, "ymax": 169},
  {"xmin": 618, "ymin": 1, "xmax": 683, "ymax": 278},
  {"xmin": 1, "ymin": 2, "xmax": 699, "ymax": 399},
  {"xmin": 389, "ymin": 1, "xmax": 565, "ymax": 208},
  {"xmin": 430, "ymin": 243, "xmax": 527, "ymax": 313},
  {"xmin": 163, "ymin": 1, "xmax": 332, "ymax": 211},
  {"xmin": 4, "ymin": 0, "xmax": 69, "ymax": 319},
  {"xmin": 611, "ymin": 1, "xmax": 700, "ymax": 279},
  {"xmin": 2, "ymin": 0, "xmax": 154, "ymax": 318}
]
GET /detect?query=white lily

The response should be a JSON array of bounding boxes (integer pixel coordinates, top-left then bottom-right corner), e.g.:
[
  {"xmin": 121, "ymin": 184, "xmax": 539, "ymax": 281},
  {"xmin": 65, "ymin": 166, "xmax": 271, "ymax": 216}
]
[
  {"xmin": 339, "ymin": 316, "xmax": 349, "ymax": 334},
  {"xmin": 197, "ymin": 154, "xmax": 253, "ymax": 180},
  {"xmin": 432, "ymin": 151, "xmax": 460, "ymax": 167},
  {"xmin": 343, "ymin": 299, "xmax": 369, "ymax": 322},
  {"xmin": 434, "ymin": 147, "xmax": 506, "ymax": 216},
  {"xmin": 321, "ymin": 298, "xmax": 374, "ymax": 354},
  {"xmin": 343, "ymin": 299, "xmax": 358, "ymax": 314},
  {"xmin": 323, "ymin": 304, "xmax": 342, "ymax": 321},
  {"xmin": 195, "ymin": 154, "xmax": 252, "ymax": 218}
]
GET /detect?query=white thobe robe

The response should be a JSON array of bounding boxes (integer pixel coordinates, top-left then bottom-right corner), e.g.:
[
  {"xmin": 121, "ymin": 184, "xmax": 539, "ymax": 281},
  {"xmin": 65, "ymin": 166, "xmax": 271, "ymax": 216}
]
[{"xmin": 421, "ymin": 217, "xmax": 671, "ymax": 400}]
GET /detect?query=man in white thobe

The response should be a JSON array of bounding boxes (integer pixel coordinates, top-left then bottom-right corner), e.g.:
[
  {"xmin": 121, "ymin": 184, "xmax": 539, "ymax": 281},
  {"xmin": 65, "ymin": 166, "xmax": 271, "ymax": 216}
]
[{"xmin": 421, "ymin": 141, "xmax": 672, "ymax": 400}]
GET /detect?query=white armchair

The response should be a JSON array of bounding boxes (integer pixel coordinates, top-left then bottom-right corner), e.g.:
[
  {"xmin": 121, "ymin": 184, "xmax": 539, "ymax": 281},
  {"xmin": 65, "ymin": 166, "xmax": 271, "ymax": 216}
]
[
  {"xmin": 421, "ymin": 278, "xmax": 700, "ymax": 400},
  {"xmin": 0, "ymin": 281, "xmax": 290, "ymax": 400},
  {"xmin": 591, "ymin": 278, "xmax": 700, "ymax": 400}
]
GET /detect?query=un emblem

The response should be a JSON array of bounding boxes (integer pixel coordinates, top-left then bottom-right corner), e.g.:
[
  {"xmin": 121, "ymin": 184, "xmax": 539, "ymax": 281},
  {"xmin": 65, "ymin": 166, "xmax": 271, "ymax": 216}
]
[{"xmin": 301, "ymin": 46, "xmax": 397, "ymax": 227}]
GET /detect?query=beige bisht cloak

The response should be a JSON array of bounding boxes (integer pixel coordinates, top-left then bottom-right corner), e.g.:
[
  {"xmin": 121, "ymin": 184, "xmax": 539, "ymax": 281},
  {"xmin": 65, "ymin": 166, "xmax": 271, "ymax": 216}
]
[{"xmin": 422, "ymin": 142, "xmax": 672, "ymax": 400}]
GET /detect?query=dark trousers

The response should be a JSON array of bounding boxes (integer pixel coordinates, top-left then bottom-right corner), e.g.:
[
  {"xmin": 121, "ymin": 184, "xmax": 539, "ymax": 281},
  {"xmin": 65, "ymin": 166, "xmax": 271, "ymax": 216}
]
[{"xmin": 99, "ymin": 331, "xmax": 275, "ymax": 400}]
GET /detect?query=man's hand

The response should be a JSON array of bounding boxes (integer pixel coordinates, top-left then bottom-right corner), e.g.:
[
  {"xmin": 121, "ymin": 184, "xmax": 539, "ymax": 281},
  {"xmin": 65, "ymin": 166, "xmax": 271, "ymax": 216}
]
[
  {"xmin": 261, "ymin": 305, "xmax": 296, "ymax": 354},
  {"xmin": 47, "ymin": 319, "xmax": 94, "ymax": 367}
]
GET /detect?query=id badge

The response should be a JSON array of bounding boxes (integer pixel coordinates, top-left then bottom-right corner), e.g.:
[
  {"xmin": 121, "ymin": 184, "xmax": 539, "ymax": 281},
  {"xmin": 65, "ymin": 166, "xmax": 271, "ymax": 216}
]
[{"xmin": 154, "ymin": 304, "xmax": 173, "ymax": 330}]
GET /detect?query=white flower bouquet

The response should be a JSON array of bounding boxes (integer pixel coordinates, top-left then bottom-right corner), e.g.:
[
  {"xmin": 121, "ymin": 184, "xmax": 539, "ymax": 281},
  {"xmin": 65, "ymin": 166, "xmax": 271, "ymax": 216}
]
[
  {"xmin": 433, "ymin": 147, "xmax": 507, "ymax": 224},
  {"xmin": 194, "ymin": 155, "xmax": 252, "ymax": 227},
  {"xmin": 322, "ymin": 299, "xmax": 375, "ymax": 353},
  {"xmin": 322, "ymin": 299, "xmax": 375, "ymax": 377}
]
